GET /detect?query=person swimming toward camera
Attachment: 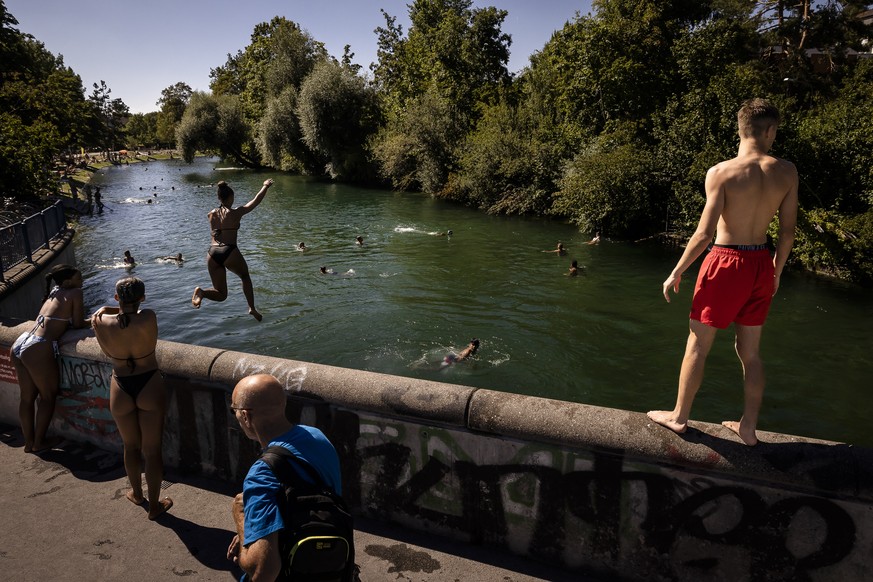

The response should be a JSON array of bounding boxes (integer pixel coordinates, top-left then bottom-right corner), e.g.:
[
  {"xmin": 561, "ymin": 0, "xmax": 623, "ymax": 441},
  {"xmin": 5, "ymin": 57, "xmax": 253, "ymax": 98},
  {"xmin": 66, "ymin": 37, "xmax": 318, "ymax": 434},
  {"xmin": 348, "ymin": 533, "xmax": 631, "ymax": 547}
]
[
  {"xmin": 191, "ymin": 179, "xmax": 273, "ymax": 321},
  {"xmin": 443, "ymin": 338, "xmax": 480, "ymax": 366},
  {"xmin": 567, "ymin": 260, "xmax": 580, "ymax": 277},
  {"xmin": 297, "ymin": 242, "xmax": 307, "ymax": 251},
  {"xmin": 355, "ymin": 236, "xmax": 364, "ymax": 246},
  {"xmin": 123, "ymin": 250, "xmax": 136, "ymax": 267}
]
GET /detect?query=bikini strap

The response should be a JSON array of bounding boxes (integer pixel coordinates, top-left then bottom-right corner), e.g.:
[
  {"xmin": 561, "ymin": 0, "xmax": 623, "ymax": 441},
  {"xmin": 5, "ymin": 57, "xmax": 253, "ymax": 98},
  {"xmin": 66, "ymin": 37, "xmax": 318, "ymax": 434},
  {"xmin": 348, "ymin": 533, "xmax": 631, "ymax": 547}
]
[{"xmin": 103, "ymin": 349, "xmax": 156, "ymax": 373}]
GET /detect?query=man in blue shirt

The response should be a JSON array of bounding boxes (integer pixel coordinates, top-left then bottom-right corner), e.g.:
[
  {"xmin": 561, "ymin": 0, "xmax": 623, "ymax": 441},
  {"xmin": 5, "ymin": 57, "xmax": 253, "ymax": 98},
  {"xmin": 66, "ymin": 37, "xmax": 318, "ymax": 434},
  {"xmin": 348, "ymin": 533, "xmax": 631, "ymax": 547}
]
[{"xmin": 226, "ymin": 374, "xmax": 342, "ymax": 581}]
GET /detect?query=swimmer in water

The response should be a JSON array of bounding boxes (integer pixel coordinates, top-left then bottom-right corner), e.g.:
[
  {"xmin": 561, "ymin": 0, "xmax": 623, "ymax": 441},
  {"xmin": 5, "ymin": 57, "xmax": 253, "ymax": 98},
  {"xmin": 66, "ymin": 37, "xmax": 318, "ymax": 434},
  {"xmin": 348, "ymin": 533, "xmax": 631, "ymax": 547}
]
[
  {"xmin": 355, "ymin": 236, "xmax": 364, "ymax": 246},
  {"xmin": 567, "ymin": 260, "xmax": 580, "ymax": 277},
  {"xmin": 191, "ymin": 179, "xmax": 273, "ymax": 321},
  {"xmin": 543, "ymin": 242, "xmax": 566, "ymax": 255},
  {"xmin": 432, "ymin": 230, "xmax": 453, "ymax": 237},
  {"xmin": 160, "ymin": 253, "xmax": 183, "ymax": 263},
  {"xmin": 319, "ymin": 266, "xmax": 334, "ymax": 275},
  {"xmin": 297, "ymin": 242, "xmax": 307, "ymax": 251},
  {"xmin": 587, "ymin": 232, "xmax": 601, "ymax": 245},
  {"xmin": 123, "ymin": 250, "xmax": 136, "ymax": 267},
  {"xmin": 443, "ymin": 338, "xmax": 480, "ymax": 366}
]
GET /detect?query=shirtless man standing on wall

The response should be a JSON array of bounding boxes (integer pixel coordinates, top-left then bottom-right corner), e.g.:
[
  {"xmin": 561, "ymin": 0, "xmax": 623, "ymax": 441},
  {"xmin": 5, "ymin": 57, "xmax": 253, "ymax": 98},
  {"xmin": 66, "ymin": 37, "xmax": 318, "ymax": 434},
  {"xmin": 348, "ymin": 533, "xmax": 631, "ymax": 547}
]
[{"xmin": 647, "ymin": 98, "xmax": 798, "ymax": 446}]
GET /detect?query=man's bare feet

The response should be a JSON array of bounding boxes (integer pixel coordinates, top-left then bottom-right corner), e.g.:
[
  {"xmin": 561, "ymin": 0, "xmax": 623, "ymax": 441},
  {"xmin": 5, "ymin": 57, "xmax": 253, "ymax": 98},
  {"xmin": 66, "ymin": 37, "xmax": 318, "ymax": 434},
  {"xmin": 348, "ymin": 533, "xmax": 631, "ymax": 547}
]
[
  {"xmin": 191, "ymin": 287, "xmax": 203, "ymax": 308},
  {"xmin": 23, "ymin": 441, "xmax": 34, "ymax": 453},
  {"xmin": 722, "ymin": 421, "xmax": 758, "ymax": 446},
  {"xmin": 646, "ymin": 410, "xmax": 688, "ymax": 434},
  {"xmin": 126, "ymin": 490, "xmax": 145, "ymax": 506},
  {"xmin": 148, "ymin": 497, "xmax": 173, "ymax": 520},
  {"xmin": 249, "ymin": 307, "xmax": 262, "ymax": 322}
]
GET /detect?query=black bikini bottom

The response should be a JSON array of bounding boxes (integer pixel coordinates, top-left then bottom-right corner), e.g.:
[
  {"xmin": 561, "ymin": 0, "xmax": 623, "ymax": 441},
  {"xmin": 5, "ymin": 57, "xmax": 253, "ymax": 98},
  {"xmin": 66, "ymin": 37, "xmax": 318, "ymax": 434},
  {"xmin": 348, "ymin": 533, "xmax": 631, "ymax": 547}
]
[
  {"xmin": 114, "ymin": 369, "xmax": 160, "ymax": 401},
  {"xmin": 208, "ymin": 244, "xmax": 238, "ymax": 266}
]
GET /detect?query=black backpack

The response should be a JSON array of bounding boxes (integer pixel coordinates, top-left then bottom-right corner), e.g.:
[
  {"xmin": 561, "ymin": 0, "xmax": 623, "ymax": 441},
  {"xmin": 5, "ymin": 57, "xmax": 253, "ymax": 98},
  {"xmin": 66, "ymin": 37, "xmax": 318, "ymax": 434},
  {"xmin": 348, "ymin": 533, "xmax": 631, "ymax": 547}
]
[{"xmin": 259, "ymin": 445, "xmax": 356, "ymax": 582}]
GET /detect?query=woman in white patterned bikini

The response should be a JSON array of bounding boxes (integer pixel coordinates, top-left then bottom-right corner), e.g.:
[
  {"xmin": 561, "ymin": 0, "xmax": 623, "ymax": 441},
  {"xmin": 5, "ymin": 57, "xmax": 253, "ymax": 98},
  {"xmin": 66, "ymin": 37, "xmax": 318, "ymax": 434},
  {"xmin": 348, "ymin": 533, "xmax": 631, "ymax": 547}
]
[{"xmin": 11, "ymin": 264, "xmax": 87, "ymax": 453}]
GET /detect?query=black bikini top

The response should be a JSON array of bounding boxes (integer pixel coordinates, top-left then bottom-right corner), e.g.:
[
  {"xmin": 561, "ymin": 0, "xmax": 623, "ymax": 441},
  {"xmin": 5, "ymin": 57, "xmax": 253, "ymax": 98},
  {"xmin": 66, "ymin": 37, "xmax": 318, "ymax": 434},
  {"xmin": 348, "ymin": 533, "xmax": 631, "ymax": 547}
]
[{"xmin": 211, "ymin": 206, "xmax": 239, "ymax": 239}]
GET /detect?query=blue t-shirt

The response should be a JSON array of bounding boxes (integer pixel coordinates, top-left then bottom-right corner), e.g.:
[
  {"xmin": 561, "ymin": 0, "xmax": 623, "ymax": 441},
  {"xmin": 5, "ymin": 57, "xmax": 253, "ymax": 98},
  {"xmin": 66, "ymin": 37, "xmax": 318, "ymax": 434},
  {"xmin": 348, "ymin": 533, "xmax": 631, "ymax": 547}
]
[{"xmin": 242, "ymin": 425, "xmax": 342, "ymax": 547}]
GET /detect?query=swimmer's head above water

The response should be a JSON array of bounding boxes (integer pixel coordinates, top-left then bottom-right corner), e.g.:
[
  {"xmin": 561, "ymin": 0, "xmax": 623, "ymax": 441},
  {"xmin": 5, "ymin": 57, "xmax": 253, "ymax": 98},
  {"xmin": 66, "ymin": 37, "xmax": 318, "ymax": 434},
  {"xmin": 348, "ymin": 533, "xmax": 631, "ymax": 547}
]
[{"xmin": 444, "ymin": 337, "xmax": 480, "ymax": 365}]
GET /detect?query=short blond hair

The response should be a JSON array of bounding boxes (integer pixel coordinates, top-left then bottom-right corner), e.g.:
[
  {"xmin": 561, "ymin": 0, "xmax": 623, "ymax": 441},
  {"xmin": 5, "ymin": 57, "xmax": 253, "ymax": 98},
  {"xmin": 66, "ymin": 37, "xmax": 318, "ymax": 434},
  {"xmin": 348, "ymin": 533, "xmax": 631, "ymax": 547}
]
[{"xmin": 737, "ymin": 98, "xmax": 780, "ymax": 138}]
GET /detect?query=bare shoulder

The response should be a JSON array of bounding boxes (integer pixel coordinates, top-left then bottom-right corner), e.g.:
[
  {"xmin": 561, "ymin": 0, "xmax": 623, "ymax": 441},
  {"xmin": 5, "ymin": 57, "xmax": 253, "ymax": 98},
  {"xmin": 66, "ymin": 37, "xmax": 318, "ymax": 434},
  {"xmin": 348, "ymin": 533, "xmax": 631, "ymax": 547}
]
[
  {"xmin": 63, "ymin": 287, "xmax": 84, "ymax": 300},
  {"xmin": 771, "ymin": 156, "xmax": 798, "ymax": 176}
]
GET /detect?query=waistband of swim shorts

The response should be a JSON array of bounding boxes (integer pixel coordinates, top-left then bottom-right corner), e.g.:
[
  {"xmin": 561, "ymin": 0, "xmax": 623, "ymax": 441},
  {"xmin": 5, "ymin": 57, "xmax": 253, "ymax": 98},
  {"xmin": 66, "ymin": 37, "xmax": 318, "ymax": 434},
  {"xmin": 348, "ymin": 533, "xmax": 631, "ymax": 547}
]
[{"xmin": 709, "ymin": 243, "xmax": 772, "ymax": 256}]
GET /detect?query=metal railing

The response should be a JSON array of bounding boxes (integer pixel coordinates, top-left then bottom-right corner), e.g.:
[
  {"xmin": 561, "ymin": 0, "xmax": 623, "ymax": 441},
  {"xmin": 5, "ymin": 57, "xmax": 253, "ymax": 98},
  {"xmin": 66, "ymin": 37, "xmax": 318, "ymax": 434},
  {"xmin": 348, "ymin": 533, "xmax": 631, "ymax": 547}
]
[{"xmin": 0, "ymin": 201, "xmax": 67, "ymax": 282}]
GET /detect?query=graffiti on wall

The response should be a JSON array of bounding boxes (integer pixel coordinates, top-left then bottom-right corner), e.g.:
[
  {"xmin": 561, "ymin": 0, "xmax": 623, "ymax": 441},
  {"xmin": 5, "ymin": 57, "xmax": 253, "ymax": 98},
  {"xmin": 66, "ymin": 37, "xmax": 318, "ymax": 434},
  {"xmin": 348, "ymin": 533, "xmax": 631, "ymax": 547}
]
[
  {"xmin": 345, "ymin": 416, "xmax": 860, "ymax": 581},
  {"xmin": 232, "ymin": 358, "xmax": 307, "ymax": 393},
  {"xmin": 56, "ymin": 357, "xmax": 117, "ymax": 442},
  {"xmin": 0, "ymin": 347, "xmax": 17, "ymax": 382},
  {"xmin": 11, "ymin": 350, "xmax": 859, "ymax": 581}
]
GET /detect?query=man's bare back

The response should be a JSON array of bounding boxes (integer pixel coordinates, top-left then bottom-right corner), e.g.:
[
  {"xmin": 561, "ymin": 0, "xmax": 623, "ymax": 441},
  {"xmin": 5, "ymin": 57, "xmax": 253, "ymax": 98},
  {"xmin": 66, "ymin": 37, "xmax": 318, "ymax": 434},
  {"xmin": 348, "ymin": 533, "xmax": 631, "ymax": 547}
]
[{"xmin": 711, "ymin": 153, "xmax": 797, "ymax": 246}]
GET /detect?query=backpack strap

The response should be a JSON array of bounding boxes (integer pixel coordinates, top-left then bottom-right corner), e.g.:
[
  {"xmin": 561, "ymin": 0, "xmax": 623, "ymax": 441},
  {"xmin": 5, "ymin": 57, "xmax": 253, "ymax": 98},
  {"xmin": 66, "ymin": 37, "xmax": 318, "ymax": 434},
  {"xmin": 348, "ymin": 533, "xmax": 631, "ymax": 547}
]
[{"xmin": 260, "ymin": 445, "xmax": 328, "ymax": 491}]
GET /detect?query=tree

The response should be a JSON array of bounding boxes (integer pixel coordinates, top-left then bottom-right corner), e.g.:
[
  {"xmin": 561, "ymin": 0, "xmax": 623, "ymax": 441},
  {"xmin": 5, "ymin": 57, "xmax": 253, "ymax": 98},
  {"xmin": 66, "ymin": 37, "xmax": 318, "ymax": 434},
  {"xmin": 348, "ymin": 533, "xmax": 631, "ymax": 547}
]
[
  {"xmin": 256, "ymin": 86, "xmax": 312, "ymax": 172},
  {"xmin": 373, "ymin": 90, "xmax": 467, "ymax": 193},
  {"xmin": 297, "ymin": 60, "xmax": 380, "ymax": 180},
  {"xmin": 209, "ymin": 17, "xmax": 327, "ymax": 123},
  {"xmin": 0, "ymin": 0, "xmax": 93, "ymax": 199},
  {"xmin": 370, "ymin": 0, "xmax": 512, "ymax": 193},
  {"xmin": 125, "ymin": 112, "xmax": 158, "ymax": 148},
  {"xmin": 372, "ymin": 0, "xmax": 511, "ymax": 117},
  {"xmin": 452, "ymin": 96, "xmax": 559, "ymax": 215},
  {"xmin": 155, "ymin": 81, "xmax": 192, "ymax": 145},
  {"xmin": 176, "ymin": 91, "xmax": 260, "ymax": 167},
  {"xmin": 88, "ymin": 80, "xmax": 130, "ymax": 154}
]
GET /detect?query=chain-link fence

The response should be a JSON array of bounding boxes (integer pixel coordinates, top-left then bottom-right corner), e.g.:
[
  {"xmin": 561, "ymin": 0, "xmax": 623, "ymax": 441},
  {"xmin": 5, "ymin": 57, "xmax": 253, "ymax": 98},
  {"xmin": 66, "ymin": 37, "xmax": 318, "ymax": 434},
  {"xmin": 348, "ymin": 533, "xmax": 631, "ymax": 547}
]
[{"xmin": 0, "ymin": 201, "xmax": 67, "ymax": 282}]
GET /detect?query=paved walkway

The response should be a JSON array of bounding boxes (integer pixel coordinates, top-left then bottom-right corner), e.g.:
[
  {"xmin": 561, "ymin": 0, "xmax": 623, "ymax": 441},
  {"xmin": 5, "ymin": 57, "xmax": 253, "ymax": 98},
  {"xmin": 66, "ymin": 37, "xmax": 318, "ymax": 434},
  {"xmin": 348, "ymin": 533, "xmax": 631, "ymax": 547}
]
[{"xmin": 0, "ymin": 424, "xmax": 590, "ymax": 581}]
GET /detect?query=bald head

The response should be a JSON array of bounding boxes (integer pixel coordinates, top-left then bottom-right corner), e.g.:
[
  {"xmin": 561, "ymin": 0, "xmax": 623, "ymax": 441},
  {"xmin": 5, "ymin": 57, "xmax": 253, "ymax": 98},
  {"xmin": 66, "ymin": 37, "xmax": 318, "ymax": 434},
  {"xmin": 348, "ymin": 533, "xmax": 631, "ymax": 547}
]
[{"xmin": 232, "ymin": 374, "xmax": 287, "ymax": 419}]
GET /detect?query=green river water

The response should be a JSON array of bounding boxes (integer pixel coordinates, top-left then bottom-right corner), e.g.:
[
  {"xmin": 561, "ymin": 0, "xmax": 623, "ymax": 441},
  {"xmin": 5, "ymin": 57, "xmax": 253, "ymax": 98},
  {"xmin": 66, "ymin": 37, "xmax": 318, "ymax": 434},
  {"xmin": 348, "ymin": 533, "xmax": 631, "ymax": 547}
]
[{"xmin": 74, "ymin": 157, "xmax": 873, "ymax": 447}]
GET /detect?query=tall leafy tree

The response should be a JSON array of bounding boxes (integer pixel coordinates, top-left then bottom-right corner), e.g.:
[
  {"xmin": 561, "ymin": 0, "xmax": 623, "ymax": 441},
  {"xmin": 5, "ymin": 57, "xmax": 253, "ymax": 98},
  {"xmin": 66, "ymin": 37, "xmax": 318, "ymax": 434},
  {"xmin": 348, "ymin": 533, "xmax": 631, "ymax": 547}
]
[
  {"xmin": 210, "ymin": 17, "xmax": 327, "ymax": 122},
  {"xmin": 176, "ymin": 91, "xmax": 259, "ymax": 167},
  {"xmin": 88, "ymin": 80, "xmax": 130, "ymax": 154},
  {"xmin": 0, "ymin": 0, "xmax": 93, "ymax": 199},
  {"xmin": 155, "ymin": 81, "xmax": 192, "ymax": 146},
  {"xmin": 125, "ymin": 112, "xmax": 158, "ymax": 148},
  {"xmin": 371, "ymin": 0, "xmax": 511, "ymax": 193},
  {"xmin": 296, "ymin": 60, "xmax": 380, "ymax": 180}
]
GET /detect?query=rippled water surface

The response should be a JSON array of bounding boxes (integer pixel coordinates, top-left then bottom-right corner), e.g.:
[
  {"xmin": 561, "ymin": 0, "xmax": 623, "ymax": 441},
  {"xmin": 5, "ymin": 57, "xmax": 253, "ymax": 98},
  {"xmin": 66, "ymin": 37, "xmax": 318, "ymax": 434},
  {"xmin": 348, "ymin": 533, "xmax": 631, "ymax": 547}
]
[{"xmin": 74, "ymin": 157, "xmax": 873, "ymax": 446}]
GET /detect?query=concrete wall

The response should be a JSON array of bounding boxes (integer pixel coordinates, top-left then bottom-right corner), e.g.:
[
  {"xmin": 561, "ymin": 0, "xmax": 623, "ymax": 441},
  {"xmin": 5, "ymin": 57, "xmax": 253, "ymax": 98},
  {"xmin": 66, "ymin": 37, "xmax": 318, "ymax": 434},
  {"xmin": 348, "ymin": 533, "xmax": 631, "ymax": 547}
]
[
  {"xmin": 1, "ymin": 323, "xmax": 871, "ymax": 581},
  {"xmin": 0, "ymin": 230, "xmax": 76, "ymax": 320}
]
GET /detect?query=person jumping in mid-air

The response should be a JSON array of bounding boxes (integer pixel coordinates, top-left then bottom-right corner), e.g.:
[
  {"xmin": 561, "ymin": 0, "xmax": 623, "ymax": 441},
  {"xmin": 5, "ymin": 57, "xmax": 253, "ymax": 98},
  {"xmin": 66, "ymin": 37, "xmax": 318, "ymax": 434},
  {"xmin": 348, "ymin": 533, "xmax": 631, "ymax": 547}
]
[{"xmin": 191, "ymin": 179, "xmax": 273, "ymax": 321}]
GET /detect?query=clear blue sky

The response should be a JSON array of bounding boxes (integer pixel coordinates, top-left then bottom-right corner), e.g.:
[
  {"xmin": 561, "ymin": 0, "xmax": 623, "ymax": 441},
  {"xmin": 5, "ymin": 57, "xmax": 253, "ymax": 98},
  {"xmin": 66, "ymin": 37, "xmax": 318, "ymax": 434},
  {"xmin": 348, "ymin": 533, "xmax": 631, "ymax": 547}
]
[{"xmin": 6, "ymin": 0, "xmax": 594, "ymax": 114}]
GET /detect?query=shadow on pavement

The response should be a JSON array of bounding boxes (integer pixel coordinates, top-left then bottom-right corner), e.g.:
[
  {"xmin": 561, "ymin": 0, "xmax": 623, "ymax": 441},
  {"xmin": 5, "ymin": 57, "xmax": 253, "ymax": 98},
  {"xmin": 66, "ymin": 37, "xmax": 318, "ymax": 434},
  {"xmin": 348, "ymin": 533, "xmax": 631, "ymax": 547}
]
[{"xmin": 153, "ymin": 512, "xmax": 242, "ymax": 576}]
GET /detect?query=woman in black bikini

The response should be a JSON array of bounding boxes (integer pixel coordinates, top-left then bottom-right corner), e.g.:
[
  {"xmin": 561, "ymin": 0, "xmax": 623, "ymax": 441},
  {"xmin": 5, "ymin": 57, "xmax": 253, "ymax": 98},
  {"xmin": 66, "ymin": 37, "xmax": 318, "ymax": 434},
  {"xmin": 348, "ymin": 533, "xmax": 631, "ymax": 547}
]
[
  {"xmin": 11, "ymin": 264, "xmax": 88, "ymax": 453},
  {"xmin": 92, "ymin": 277, "xmax": 173, "ymax": 520},
  {"xmin": 191, "ymin": 178, "xmax": 273, "ymax": 321}
]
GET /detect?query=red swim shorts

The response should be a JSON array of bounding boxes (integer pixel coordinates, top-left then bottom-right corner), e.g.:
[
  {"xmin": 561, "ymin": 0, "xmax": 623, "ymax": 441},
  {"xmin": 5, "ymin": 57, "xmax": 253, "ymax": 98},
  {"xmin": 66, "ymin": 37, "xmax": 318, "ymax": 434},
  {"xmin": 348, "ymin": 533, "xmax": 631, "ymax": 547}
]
[{"xmin": 690, "ymin": 246, "xmax": 775, "ymax": 329}]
